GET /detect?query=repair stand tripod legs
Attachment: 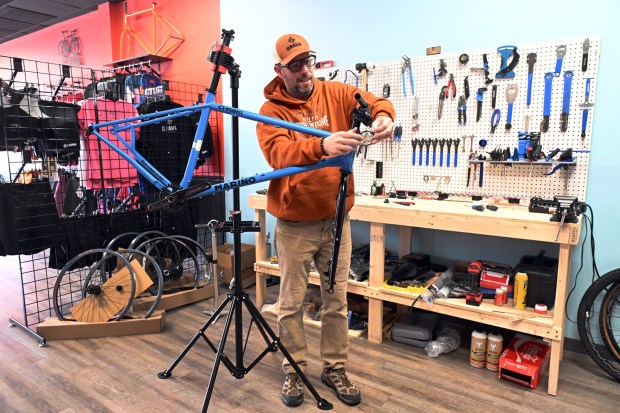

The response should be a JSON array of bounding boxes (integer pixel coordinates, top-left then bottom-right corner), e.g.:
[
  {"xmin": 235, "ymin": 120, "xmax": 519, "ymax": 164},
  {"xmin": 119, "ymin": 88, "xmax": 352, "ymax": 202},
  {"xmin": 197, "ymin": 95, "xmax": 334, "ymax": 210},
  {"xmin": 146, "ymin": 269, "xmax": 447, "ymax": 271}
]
[
  {"xmin": 203, "ymin": 220, "xmax": 229, "ymax": 323},
  {"xmin": 157, "ymin": 256, "xmax": 334, "ymax": 411}
]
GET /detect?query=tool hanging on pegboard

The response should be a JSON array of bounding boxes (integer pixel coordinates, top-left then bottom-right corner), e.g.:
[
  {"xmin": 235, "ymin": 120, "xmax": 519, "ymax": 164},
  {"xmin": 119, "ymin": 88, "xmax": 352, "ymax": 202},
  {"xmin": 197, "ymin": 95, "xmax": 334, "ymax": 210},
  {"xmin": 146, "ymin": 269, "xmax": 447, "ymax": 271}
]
[{"xmin": 314, "ymin": 35, "xmax": 599, "ymax": 201}]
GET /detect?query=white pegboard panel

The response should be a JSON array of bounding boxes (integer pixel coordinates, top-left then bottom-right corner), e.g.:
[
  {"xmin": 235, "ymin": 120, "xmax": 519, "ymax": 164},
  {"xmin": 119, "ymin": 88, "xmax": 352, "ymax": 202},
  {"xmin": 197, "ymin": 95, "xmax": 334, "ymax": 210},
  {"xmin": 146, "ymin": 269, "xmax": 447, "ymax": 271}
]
[{"xmin": 315, "ymin": 35, "xmax": 600, "ymax": 202}]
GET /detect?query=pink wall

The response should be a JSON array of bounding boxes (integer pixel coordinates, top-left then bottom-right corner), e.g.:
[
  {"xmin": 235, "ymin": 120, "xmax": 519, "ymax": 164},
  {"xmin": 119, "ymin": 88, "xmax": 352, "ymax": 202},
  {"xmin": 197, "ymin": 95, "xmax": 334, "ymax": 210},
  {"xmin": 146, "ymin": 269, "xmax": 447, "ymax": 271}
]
[{"xmin": 0, "ymin": 0, "xmax": 224, "ymax": 174}]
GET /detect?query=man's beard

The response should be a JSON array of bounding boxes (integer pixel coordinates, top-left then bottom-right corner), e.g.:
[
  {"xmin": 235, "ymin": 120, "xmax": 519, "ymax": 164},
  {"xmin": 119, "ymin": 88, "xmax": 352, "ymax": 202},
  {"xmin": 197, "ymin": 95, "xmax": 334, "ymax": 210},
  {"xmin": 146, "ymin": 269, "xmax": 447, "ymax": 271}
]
[{"xmin": 285, "ymin": 75, "xmax": 313, "ymax": 100}]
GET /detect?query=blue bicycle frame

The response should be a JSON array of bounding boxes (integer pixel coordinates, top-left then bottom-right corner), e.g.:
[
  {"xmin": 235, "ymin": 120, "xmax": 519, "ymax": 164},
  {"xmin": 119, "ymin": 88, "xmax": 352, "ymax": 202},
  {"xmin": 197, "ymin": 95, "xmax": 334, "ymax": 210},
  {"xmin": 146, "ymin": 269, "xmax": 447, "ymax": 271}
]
[
  {"xmin": 88, "ymin": 97, "xmax": 355, "ymax": 199},
  {"xmin": 88, "ymin": 29, "xmax": 366, "ymax": 293}
]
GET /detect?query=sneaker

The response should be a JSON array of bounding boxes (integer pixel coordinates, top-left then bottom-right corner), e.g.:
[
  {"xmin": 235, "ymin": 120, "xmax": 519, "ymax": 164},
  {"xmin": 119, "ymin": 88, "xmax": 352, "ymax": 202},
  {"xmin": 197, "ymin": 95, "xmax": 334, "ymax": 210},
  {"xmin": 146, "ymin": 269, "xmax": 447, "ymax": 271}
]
[
  {"xmin": 321, "ymin": 368, "xmax": 361, "ymax": 406},
  {"xmin": 281, "ymin": 372, "xmax": 304, "ymax": 407}
]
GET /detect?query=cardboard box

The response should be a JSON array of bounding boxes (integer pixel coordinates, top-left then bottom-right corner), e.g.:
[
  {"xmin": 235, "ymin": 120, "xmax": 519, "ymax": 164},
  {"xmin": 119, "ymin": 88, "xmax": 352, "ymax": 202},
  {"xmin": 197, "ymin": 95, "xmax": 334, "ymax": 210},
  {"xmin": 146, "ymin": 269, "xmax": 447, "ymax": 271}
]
[
  {"xmin": 498, "ymin": 336, "xmax": 550, "ymax": 389},
  {"xmin": 210, "ymin": 243, "xmax": 256, "ymax": 287},
  {"xmin": 480, "ymin": 270, "xmax": 512, "ymax": 292},
  {"xmin": 133, "ymin": 281, "xmax": 214, "ymax": 312},
  {"xmin": 37, "ymin": 310, "xmax": 166, "ymax": 341},
  {"xmin": 220, "ymin": 267, "xmax": 256, "ymax": 288}
]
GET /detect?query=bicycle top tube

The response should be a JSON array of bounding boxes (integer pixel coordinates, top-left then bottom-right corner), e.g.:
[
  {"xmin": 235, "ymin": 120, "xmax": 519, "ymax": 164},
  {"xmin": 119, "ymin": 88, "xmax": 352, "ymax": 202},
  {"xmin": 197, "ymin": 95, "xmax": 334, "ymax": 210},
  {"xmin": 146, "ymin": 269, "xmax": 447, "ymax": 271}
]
[{"xmin": 87, "ymin": 90, "xmax": 356, "ymax": 198}]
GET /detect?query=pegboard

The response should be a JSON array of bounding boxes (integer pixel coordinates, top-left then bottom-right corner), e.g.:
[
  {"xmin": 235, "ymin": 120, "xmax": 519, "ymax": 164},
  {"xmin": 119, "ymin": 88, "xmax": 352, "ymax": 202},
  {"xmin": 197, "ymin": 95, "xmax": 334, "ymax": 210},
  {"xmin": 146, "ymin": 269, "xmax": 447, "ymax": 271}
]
[{"xmin": 316, "ymin": 35, "xmax": 600, "ymax": 201}]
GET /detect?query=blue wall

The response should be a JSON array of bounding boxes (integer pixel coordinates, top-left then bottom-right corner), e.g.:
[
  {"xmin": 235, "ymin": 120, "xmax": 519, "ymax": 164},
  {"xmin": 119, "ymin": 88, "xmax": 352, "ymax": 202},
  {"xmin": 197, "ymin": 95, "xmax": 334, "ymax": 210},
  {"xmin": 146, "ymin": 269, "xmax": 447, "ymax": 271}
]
[{"xmin": 221, "ymin": 0, "xmax": 620, "ymax": 340}]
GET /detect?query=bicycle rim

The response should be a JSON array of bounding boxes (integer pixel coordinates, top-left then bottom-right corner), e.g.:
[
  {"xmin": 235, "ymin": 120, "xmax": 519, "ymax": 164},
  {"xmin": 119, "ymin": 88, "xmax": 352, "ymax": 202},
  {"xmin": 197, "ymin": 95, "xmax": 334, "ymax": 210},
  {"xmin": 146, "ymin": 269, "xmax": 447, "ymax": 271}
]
[{"xmin": 577, "ymin": 268, "xmax": 620, "ymax": 381}]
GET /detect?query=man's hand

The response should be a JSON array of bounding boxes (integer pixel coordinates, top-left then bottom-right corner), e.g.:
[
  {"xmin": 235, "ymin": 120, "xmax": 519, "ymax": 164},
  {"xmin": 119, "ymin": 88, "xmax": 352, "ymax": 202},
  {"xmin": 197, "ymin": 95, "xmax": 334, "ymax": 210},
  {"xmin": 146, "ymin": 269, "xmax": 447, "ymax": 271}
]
[
  {"xmin": 322, "ymin": 129, "xmax": 363, "ymax": 156},
  {"xmin": 369, "ymin": 116, "xmax": 394, "ymax": 144}
]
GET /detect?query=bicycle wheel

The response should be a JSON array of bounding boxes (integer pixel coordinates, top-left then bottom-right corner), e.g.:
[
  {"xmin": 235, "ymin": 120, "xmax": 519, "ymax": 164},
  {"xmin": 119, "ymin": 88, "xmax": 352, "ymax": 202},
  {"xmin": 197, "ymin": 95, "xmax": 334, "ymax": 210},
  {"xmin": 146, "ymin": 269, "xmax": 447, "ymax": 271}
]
[
  {"xmin": 577, "ymin": 268, "xmax": 620, "ymax": 381},
  {"xmin": 57, "ymin": 39, "xmax": 70, "ymax": 57},
  {"xmin": 70, "ymin": 36, "xmax": 81, "ymax": 55},
  {"xmin": 136, "ymin": 236, "xmax": 201, "ymax": 293},
  {"xmin": 169, "ymin": 235, "xmax": 211, "ymax": 286},
  {"xmin": 111, "ymin": 248, "xmax": 164, "ymax": 319},
  {"xmin": 600, "ymin": 277, "xmax": 620, "ymax": 360},
  {"xmin": 52, "ymin": 249, "xmax": 136, "ymax": 322}
]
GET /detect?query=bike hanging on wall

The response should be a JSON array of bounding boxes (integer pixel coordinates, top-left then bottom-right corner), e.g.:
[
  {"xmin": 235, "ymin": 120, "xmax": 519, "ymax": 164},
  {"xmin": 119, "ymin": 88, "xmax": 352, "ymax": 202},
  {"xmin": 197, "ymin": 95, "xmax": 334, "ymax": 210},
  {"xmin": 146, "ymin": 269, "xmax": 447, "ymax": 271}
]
[{"xmin": 88, "ymin": 29, "xmax": 374, "ymax": 412}]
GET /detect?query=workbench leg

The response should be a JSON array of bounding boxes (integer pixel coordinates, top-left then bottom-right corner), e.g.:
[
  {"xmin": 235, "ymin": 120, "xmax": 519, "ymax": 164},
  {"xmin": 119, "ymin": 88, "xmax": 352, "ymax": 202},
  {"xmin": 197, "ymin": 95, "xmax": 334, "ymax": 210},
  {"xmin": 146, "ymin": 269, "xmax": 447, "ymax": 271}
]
[
  {"xmin": 255, "ymin": 271, "xmax": 268, "ymax": 309},
  {"xmin": 254, "ymin": 209, "xmax": 267, "ymax": 309},
  {"xmin": 367, "ymin": 298, "xmax": 384, "ymax": 343},
  {"xmin": 368, "ymin": 222, "xmax": 386, "ymax": 343},
  {"xmin": 547, "ymin": 340, "xmax": 561, "ymax": 396}
]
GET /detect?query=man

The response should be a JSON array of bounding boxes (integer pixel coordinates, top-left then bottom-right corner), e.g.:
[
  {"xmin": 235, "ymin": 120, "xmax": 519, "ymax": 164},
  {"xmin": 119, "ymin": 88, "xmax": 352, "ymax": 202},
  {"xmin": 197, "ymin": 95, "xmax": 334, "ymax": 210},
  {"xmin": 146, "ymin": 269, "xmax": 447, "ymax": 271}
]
[{"xmin": 257, "ymin": 33, "xmax": 395, "ymax": 407}]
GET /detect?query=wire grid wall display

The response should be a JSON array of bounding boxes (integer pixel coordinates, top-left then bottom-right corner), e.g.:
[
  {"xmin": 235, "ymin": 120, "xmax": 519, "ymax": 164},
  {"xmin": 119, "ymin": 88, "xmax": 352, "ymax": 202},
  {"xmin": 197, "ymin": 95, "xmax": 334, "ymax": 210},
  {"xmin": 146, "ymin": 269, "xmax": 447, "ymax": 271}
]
[
  {"xmin": 316, "ymin": 35, "xmax": 600, "ymax": 201},
  {"xmin": 0, "ymin": 54, "xmax": 226, "ymax": 333}
]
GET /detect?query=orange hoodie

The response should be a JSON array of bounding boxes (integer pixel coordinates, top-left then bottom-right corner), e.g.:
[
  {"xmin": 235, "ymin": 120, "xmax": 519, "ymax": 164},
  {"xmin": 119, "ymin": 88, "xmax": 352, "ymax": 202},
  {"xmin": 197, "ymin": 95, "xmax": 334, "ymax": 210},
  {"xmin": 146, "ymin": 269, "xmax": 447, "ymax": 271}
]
[{"xmin": 257, "ymin": 77, "xmax": 395, "ymax": 221}]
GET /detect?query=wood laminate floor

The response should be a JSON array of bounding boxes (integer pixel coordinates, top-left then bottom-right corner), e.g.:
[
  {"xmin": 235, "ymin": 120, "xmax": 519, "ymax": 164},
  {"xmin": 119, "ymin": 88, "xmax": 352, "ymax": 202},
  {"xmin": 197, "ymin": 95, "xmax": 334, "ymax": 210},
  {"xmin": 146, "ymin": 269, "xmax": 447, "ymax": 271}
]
[{"xmin": 0, "ymin": 255, "xmax": 618, "ymax": 413}]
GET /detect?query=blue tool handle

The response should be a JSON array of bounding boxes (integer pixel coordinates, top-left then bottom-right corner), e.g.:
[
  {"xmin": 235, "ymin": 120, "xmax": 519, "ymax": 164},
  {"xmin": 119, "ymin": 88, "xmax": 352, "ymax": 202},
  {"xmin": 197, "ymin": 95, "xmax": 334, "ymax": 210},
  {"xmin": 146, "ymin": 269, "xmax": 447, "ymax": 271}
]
[
  {"xmin": 562, "ymin": 71, "xmax": 573, "ymax": 113},
  {"xmin": 419, "ymin": 149, "xmax": 423, "ymax": 165},
  {"xmin": 527, "ymin": 74, "xmax": 533, "ymax": 106},
  {"xmin": 412, "ymin": 151, "xmax": 416, "ymax": 166},
  {"xmin": 402, "ymin": 73, "xmax": 407, "ymax": 97},
  {"xmin": 439, "ymin": 151, "xmax": 443, "ymax": 167},
  {"xmin": 426, "ymin": 149, "xmax": 430, "ymax": 166},
  {"xmin": 479, "ymin": 162, "xmax": 484, "ymax": 187},
  {"xmin": 543, "ymin": 73, "xmax": 553, "ymax": 116},
  {"xmin": 585, "ymin": 78, "xmax": 591, "ymax": 99},
  {"xmin": 555, "ymin": 57, "xmax": 563, "ymax": 77},
  {"xmin": 507, "ymin": 103, "xmax": 513, "ymax": 123},
  {"xmin": 409, "ymin": 70, "xmax": 415, "ymax": 95},
  {"xmin": 432, "ymin": 152, "xmax": 436, "ymax": 166},
  {"xmin": 454, "ymin": 153, "xmax": 458, "ymax": 168},
  {"xmin": 447, "ymin": 151, "xmax": 451, "ymax": 167},
  {"xmin": 581, "ymin": 109, "xmax": 588, "ymax": 138}
]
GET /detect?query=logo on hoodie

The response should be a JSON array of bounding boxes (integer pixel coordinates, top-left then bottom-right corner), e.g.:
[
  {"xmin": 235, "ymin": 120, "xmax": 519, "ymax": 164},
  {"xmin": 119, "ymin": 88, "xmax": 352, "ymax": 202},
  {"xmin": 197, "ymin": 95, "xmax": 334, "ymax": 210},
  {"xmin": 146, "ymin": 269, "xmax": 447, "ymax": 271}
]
[{"xmin": 297, "ymin": 108, "xmax": 329, "ymax": 130}]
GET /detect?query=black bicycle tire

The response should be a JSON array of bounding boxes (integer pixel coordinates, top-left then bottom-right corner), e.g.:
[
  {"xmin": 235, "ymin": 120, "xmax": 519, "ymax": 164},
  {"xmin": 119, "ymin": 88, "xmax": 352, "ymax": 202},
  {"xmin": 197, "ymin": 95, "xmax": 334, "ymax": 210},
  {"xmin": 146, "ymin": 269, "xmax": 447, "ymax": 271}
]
[
  {"xmin": 135, "ymin": 236, "xmax": 201, "ymax": 291},
  {"xmin": 57, "ymin": 39, "xmax": 70, "ymax": 57},
  {"xmin": 600, "ymin": 278, "xmax": 620, "ymax": 361},
  {"xmin": 169, "ymin": 235, "xmax": 210, "ymax": 287},
  {"xmin": 52, "ymin": 249, "xmax": 136, "ymax": 322},
  {"xmin": 70, "ymin": 36, "xmax": 81, "ymax": 55},
  {"xmin": 577, "ymin": 268, "xmax": 620, "ymax": 381}
]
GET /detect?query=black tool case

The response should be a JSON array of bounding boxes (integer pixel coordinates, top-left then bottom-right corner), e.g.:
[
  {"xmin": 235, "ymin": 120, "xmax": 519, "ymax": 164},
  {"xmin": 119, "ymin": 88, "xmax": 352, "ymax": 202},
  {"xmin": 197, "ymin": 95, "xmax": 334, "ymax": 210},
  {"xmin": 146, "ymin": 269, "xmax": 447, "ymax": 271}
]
[
  {"xmin": 391, "ymin": 312, "xmax": 439, "ymax": 347},
  {"xmin": 514, "ymin": 250, "xmax": 558, "ymax": 309}
]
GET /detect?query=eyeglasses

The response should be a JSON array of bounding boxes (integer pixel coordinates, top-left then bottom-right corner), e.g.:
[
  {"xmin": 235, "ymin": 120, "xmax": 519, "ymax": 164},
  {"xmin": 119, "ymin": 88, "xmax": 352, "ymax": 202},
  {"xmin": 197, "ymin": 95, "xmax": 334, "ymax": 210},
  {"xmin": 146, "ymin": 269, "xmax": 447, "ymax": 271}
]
[{"xmin": 278, "ymin": 55, "xmax": 316, "ymax": 73}]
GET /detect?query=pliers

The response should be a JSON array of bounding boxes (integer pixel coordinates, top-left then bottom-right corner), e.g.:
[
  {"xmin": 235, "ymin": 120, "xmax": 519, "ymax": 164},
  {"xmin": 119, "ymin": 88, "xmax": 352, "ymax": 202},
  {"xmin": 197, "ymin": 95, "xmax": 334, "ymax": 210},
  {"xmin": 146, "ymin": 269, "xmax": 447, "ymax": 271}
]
[
  {"xmin": 446, "ymin": 74, "xmax": 456, "ymax": 100},
  {"xmin": 402, "ymin": 55, "xmax": 414, "ymax": 97},
  {"xmin": 490, "ymin": 108, "xmax": 501, "ymax": 134},
  {"xmin": 457, "ymin": 95, "xmax": 467, "ymax": 125}
]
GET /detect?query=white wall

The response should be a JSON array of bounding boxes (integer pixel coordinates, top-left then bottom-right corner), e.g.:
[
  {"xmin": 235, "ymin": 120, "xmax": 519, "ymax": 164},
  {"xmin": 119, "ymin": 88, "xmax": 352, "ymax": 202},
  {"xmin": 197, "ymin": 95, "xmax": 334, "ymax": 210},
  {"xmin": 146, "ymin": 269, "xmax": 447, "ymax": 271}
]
[{"xmin": 221, "ymin": 0, "xmax": 620, "ymax": 341}]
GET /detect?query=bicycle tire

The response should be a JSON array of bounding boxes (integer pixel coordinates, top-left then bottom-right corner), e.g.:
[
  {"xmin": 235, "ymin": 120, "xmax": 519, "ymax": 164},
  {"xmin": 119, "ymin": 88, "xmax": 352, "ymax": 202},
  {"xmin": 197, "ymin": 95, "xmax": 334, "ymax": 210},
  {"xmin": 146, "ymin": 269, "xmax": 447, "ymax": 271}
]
[
  {"xmin": 110, "ymin": 248, "xmax": 164, "ymax": 319},
  {"xmin": 169, "ymin": 235, "xmax": 211, "ymax": 286},
  {"xmin": 52, "ymin": 249, "xmax": 136, "ymax": 322},
  {"xmin": 70, "ymin": 36, "xmax": 81, "ymax": 55},
  {"xmin": 600, "ymin": 278, "xmax": 620, "ymax": 361},
  {"xmin": 57, "ymin": 39, "xmax": 70, "ymax": 57},
  {"xmin": 135, "ymin": 236, "xmax": 201, "ymax": 293},
  {"xmin": 577, "ymin": 268, "xmax": 620, "ymax": 381}
]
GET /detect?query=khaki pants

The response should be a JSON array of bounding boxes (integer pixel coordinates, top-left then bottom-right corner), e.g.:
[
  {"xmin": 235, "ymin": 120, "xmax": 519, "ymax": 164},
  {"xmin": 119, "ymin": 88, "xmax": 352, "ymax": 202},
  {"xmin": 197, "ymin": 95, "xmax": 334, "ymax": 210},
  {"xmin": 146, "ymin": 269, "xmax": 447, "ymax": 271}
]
[{"xmin": 275, "ymin": 215, "xmax": 351, "ymax": 373}]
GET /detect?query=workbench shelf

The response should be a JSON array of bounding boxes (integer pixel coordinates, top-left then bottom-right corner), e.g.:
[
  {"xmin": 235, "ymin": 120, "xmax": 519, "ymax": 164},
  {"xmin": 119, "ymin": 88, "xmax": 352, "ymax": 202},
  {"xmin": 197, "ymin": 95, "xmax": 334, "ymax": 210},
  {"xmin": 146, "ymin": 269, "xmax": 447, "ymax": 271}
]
[{"xmin": 248, "ymin": 193, "xmax": 581, "ymax": 396}]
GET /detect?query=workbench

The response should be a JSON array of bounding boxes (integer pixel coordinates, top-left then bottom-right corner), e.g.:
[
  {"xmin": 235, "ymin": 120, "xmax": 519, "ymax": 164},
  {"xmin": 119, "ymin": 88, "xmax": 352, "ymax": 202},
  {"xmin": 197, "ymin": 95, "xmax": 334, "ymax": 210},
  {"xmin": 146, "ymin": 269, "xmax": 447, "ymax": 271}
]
[{"xmin": 248, "ymin": 194, "xmax": 582, "ymax": 396}]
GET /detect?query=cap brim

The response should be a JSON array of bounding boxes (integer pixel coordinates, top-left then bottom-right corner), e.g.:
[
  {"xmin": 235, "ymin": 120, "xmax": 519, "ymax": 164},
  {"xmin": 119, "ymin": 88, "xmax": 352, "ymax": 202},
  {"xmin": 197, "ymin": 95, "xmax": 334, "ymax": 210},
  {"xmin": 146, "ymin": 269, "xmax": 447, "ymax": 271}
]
[{"xmin": 280, "ymin": 48, "xmax": 316, "ymax": 65}]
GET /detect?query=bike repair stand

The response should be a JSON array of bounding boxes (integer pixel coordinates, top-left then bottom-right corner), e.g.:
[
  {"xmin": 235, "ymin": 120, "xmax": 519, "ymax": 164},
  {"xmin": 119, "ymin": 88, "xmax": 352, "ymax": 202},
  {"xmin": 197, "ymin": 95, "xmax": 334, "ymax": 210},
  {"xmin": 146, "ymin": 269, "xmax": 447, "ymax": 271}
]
[{"xmin": 157, "ymin": 30, "xmax": 333, "ymax": 412}]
